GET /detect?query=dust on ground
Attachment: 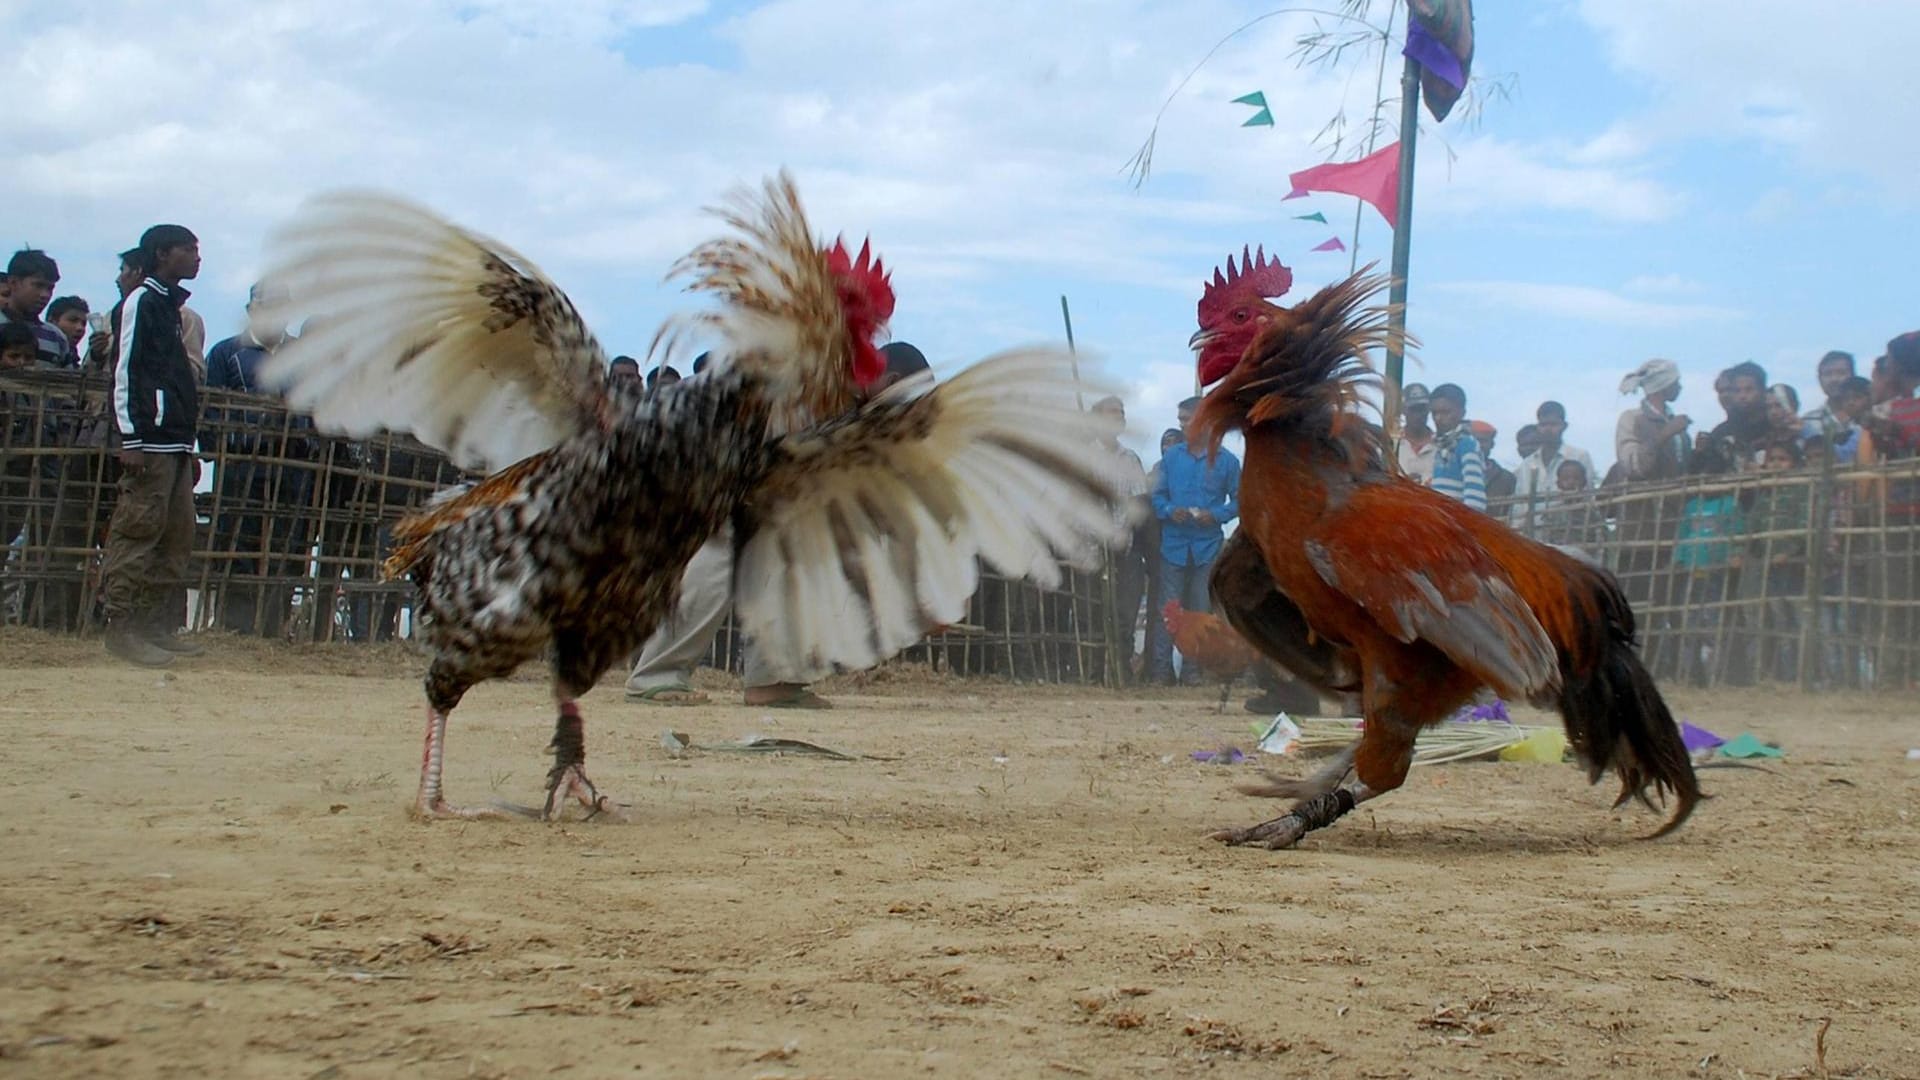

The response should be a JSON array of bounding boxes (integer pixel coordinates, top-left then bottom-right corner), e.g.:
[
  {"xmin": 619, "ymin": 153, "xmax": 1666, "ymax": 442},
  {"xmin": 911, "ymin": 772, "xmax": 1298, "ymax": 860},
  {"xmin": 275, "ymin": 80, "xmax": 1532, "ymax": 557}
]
[{"xmin": 2, "ymin": 631, "xmax": 1916, "ymax": 1078}]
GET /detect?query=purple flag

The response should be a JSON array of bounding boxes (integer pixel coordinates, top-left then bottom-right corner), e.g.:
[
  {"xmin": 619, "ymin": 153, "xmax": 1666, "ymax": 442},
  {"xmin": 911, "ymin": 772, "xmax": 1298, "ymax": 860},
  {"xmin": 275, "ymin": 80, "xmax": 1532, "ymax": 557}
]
[
  {"xmin": 1404, "ymin": 20, "xmax": 1465, "ymax": 90},
  {"xmin": 1405, "ymin": 0, "xmax": 1474, "ymax": 122},
  {"xmin": 1311, "ymin": 236, "xmax": 1347, "ymax": 252}
]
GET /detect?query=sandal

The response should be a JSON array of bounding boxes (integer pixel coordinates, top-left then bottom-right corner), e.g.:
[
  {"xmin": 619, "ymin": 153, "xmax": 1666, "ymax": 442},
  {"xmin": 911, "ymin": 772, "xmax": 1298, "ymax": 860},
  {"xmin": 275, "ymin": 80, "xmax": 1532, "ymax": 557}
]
[
  {"xmin": 626, "ymin": 684, "xmax": 710, "ymax": 706},
  {"xmin": 751, "ymin": 688, "xmax": 834, "ymax": 710}
]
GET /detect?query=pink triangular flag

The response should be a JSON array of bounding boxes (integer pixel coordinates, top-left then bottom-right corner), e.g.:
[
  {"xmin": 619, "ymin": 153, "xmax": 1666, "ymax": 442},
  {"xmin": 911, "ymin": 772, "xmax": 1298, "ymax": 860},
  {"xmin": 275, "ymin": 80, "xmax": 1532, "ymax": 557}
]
[
  {"xmin": 1286, "ymin": 142, "xmax": 1400, "ymax": 229},
  {"xmin": 1311, "ymin": 236, "xmax": 1347, "ymax": 252}
]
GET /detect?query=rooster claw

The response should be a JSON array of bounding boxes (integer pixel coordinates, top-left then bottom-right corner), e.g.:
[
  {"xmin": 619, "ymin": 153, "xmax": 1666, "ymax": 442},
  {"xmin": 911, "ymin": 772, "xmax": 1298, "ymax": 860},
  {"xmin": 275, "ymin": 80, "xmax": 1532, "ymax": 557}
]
[
  {"xmin": 1209, "ymin": 814, "xmax": 1309, "ymax": 850},
  {"xmin": 542, "ymin": 764, "xmax": 630, "ymax": 823}
]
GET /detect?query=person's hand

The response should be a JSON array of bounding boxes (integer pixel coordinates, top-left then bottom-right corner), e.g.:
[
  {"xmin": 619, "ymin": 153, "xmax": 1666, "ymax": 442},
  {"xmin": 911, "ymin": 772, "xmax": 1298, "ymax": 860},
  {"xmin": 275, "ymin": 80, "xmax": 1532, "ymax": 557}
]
[
  {"xmin": 118, "ymin": 449, "xmax": 146, "ymax": 473},
  {"xmin": 1191, "ymin": 509, "xmax": 1216, "ymax": 526},
  {"xmin": 192, "ymin": 457, "xmax": 203, "ymax": 486},
  {"xmin": 87, "ymin": 330, "xmax": 112, "ymax": 361},
  {"xmin": 1170, "ymin": 508, "xmax": 1191, "ymax": 524}
]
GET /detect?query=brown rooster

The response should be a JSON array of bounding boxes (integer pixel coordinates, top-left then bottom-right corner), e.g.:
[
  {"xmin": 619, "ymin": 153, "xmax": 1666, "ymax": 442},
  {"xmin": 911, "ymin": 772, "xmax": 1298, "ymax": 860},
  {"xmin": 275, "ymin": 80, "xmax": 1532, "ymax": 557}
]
[
  {"xmin": 1161, "ymin": 599, "xmax": 1260, "ymax": 712},
  {"xmin": 254, "ymin": 174, "xmax": 1130, "ymax": 821},
  {"xmin": 1185, "ymin": 253, "xmax": 1699, "ymax": 850}
]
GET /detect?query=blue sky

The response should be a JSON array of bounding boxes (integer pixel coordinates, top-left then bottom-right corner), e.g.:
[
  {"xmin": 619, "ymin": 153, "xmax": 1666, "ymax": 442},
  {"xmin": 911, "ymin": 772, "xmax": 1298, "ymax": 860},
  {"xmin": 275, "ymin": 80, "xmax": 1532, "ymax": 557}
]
[{"xmin": 9, "ymin": 0, "xmax": 1916, "ymax": 470}]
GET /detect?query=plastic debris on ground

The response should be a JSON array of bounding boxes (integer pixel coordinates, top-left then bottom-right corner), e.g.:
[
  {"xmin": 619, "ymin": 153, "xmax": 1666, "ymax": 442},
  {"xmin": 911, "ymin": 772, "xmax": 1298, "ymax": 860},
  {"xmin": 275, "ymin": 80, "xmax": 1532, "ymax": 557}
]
[
  {"xmin": 1681, "ymin": 720, "xmax": 1725, "ymax": 755},
  {"xmin": 1190, "ymin": 747, "xmax": 1246, "ymax": 766},
  {"xmin": 1254, "ymin": 714, "xmax": 1303, "ymax": 755},
  {"xmin": 1497, "ymin": 728, "xmax": 1568, "ymax": 764},
  {"xmin": 658, "ymin": 730, "xmax": 897, "ymax": 761},
  {"xmin": 1715, "ymin": 732, "xmax": 1785, "ymax": 760},
  {"xmin": 1449, "ymin": 698, "xmax": 1512, "ymax": 724}
]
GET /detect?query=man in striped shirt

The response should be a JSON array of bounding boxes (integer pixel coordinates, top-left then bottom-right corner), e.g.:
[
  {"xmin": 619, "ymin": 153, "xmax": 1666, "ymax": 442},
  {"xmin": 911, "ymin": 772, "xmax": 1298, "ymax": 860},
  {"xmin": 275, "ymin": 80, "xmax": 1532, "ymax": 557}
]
[
  {"xmin": 1426, "ymin": 382, "xmax": 1487, "ymax": 511},
  {"xmin": 0, "ymin": 249, "xmax": 76, "ymax": 368}
]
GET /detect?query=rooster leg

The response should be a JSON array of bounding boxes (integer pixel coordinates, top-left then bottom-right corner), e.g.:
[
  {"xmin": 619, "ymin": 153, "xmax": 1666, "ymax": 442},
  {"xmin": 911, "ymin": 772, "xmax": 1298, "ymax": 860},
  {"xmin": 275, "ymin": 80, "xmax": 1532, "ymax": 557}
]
[
  {"xmin": 1215, "ymin": 678, "xmax": 1232, "ymax": 714},
  {"xmin": 1211, "ymin": 719, "xmax": 1415, "ymax": 850},
  {"xmin": 542, "ymin": 701, "xmax": 624, "ymax": 822},
  {"xmin": 413, "ymin": 703, "xmax": 515, "ymax": 820},
  {"xmin": 1210, "ymin": 782, "xmax": 1381, "ymax": 850}
]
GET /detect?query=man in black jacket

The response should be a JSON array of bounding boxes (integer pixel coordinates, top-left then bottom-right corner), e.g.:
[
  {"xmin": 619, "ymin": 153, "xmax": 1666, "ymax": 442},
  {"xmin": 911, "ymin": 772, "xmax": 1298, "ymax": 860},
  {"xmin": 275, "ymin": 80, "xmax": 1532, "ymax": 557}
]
[{"xmin": 101, "ymin": 224, "xmax": 204, "ymax": 667}]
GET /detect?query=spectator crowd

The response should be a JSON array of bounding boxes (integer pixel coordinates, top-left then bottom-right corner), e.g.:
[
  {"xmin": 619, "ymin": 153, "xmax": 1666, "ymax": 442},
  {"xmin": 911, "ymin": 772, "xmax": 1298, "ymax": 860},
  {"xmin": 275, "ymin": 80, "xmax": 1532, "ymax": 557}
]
[
  {"xmin": 4, "ymin": 230, "xmax": 1919, "ymax": 693},
  {"xmin": 1095, "ymin": 338, "xmax": 1920, "ymax": 697}
]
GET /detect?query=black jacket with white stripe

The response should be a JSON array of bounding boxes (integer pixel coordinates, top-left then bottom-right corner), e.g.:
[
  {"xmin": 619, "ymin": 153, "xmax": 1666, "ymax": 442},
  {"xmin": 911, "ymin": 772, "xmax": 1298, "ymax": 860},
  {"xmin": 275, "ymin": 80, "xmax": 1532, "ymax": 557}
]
[{"xmin": 110, "ymin": 277, "xmax": 200, "ymax": 454}]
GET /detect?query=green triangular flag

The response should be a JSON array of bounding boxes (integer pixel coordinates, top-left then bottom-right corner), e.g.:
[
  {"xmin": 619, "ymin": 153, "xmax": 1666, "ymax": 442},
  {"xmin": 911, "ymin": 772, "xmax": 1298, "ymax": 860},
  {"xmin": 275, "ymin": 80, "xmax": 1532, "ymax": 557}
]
[
  {"xmin": 1293, "ymin": 211, "xmax": 1328, "ymax": 224},
  {"xmin": 1231, "ymin": 91, "xmax": 1268, "ymax": 108},
  {"xmin": 1241, "ymin": 108, "xmax": 1274, "ymax": 128}
]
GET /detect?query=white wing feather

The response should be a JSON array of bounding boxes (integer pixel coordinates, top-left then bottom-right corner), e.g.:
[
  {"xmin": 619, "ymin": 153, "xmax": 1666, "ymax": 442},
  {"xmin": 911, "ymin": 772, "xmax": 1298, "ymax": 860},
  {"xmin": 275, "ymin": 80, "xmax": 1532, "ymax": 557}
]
[
  {"xmin": 733, "ymin": 348, "xmax": 1131, "ymax": 682},
  {"xmin": 254, "ymin": 191, "xmax": 610, "ymax": 473}
]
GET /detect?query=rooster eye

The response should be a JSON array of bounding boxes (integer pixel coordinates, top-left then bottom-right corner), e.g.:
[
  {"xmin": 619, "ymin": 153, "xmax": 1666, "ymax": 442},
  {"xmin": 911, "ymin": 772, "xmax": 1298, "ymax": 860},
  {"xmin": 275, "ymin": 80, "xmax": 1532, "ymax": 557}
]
[{"xmin": 1233, "ymin": 310, "xmax": 1248, "ymax": 323}]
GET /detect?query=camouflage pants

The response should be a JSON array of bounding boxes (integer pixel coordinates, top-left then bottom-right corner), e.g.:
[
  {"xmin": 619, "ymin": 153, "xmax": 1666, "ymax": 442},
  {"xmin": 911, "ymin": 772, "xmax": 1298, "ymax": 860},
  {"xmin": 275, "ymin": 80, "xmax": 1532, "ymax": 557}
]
[{"xmin": 102, "ymin": 453, "xmax": 195, "ymax": 624}]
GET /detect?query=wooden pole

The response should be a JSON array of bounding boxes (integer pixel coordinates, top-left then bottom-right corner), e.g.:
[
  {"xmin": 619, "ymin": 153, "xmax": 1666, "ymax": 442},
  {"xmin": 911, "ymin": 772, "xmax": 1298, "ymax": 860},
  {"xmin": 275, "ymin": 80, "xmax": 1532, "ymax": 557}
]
[
  {"xmin": 1060, "ymin": 294, "xmax": 1087, "ymax": 413},
  {"xmin": 1382, "ymin": 54, "xmax": 1422, "ymax": 440}
]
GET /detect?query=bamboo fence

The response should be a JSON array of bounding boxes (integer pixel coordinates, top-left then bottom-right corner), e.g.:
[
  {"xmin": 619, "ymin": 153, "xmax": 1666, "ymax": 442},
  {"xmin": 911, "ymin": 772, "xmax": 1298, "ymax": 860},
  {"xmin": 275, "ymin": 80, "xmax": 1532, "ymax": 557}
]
[
  {"xmin": 1, "ymin": 371, "xmax": 1128, "ymax": 684},
  {"xmin": 6, "ymin": 370, "xmax": 1916, "ymax": 690}
]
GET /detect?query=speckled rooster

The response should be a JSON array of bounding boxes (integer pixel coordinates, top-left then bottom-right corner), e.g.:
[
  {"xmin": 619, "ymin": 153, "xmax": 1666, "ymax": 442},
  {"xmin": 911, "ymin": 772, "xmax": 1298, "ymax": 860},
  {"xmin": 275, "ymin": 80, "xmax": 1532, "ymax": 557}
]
[{"xmin": 256, "ymin": 173, "xmax": 1128, "ymax": 821}]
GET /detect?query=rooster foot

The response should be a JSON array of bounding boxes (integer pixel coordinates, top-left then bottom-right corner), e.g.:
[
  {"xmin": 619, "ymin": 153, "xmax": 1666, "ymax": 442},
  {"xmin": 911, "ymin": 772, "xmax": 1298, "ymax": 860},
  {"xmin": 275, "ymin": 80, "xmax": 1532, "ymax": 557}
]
[
  {"xmin": 412, "ymin": 796, "xmax": 522, "ymax": 822},
  {"xmin": 1209, "ymin": 814, "xmax": 1309, "ymax": 850},
  {"xmin": 543, "ymin": 763, "xmax": 626, "ymax": 823},
  {"xmin": 1210, "ymin": 788, "xmax": 1360, "ymax": 851}
]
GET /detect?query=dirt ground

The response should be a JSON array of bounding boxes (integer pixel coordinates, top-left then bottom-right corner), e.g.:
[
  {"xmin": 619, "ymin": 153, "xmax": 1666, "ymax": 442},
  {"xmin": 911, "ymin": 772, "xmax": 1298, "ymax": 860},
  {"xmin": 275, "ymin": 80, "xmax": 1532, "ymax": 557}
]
[{"xmin": 2, "ymin": 629, "xmax": 1916, "ymax": 1079}]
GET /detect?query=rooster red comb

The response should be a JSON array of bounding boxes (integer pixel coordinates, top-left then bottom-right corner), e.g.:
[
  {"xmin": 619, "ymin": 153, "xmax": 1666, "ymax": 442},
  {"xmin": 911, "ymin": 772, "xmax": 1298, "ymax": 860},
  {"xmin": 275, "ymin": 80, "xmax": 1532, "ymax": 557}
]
[
  {"xmin": 1198, "ymin": 245, "xmax": 1293, "ymax": 325},
  {"xmin": 826, "ymin": 236, "xmax": 897, "ymax": 324}
]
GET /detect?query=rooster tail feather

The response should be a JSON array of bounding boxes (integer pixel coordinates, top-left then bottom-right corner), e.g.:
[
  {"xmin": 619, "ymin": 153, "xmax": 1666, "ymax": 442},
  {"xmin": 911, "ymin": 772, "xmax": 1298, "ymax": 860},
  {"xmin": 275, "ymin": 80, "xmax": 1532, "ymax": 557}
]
[
  {"xmin": 1555, "ymin": 577, "xmax": 1700, "ymax": 839},
  {"xmin": 1191, "ymin": 268, "xmax": 1405, "ymax": 464}
]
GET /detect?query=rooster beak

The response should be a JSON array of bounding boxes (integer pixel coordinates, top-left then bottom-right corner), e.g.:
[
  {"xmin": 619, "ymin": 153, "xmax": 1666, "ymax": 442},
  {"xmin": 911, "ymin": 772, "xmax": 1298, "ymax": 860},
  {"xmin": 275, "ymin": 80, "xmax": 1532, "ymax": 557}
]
[{"xmin": 1188, "ymin": 329, "xmax": 1216, "ymax": 352}]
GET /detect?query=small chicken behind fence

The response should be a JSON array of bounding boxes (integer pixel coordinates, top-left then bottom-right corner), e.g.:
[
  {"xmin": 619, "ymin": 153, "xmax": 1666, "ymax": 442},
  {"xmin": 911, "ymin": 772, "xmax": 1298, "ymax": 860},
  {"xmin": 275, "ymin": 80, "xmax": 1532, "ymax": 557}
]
[{"xmin": 1161, "ymin": 599, "xmax": 1262, "ymax": 712}]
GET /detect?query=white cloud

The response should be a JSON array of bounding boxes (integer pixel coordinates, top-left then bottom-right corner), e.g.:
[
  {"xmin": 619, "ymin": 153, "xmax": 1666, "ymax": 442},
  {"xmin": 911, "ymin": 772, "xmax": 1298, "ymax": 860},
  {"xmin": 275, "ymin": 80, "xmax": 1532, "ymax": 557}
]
[
  {"xmin": 1621, "ymin": 273, "xmax": 1706, "ymax": 296},
  {"xmin": 1417, "ymin": 136, "xmax": 1684, "ymax": 224},
  {"xmin": 1432, "ymin": 280, "xmax": 1744, "ymax": 327},
  {"xmin": 4, "ymin": 0, "xmax": 1866, "ymax": 487},
  {"xmin": 1576, "ymin": 0, "xmax": 1920, "ymax": 201},
  {"xmin": 1564, "ymin": 124, "xmax": 1650, "ymax": 167}
]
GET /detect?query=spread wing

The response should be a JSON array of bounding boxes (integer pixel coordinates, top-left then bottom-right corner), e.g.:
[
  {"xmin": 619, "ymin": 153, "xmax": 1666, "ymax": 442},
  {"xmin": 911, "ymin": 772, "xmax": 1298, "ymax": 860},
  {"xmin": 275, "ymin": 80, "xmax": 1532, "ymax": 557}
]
[
  {"xmin": 255, "ymin": 191, "xmax": 611, "ymax": 473},
  {"xmin": 1305, "ymin": 483, "xmax": 1560, "ymax": 699},
  {"xmin": 732, "ymin": 348, "xmax": 1131, "ymax": 679}
]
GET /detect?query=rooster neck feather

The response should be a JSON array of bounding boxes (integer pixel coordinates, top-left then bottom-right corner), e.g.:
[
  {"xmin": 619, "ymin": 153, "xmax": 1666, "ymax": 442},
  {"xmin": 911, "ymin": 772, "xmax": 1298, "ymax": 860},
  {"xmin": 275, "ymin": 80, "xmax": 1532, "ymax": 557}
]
[
  {"xmin": 1191, "ymin": 269, "xmax": 1404, "ymax": 475},
  {"xmin": 652, "ymin": 170, "xmax": 891, "ymax": 427}
]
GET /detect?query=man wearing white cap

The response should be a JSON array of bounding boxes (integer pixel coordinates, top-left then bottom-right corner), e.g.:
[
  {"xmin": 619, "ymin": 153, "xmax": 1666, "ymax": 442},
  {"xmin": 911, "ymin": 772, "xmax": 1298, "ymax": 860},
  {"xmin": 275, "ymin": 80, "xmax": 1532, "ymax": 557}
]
[{"xmin": 1614, "ymin": 358, "xmax": 1693, "ymax": 483}]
